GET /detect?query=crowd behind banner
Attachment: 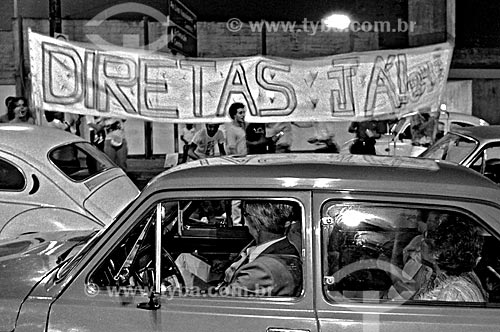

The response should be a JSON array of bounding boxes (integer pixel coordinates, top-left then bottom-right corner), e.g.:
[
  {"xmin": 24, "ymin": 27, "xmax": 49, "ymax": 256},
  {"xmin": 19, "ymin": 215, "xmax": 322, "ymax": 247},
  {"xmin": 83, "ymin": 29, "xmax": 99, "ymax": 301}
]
[
  {"xmin": 176, "ymin": 102, "xmax": 440, "ymax": 164},
  {"xmin": 0, "ymin": 96, "xmax": 441, "ymax": 170},
  {"xmin": 0, "ymin": 95, "xmax": 128, "ymax": 171}
]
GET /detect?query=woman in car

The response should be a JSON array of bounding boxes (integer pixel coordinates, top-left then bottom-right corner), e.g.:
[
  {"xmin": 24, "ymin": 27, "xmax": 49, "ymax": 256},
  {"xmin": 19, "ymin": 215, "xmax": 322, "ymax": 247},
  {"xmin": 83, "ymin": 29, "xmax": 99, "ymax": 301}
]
[{"xmin": 413, "ymin": 215, "xmax": 487, "ymax": 302}]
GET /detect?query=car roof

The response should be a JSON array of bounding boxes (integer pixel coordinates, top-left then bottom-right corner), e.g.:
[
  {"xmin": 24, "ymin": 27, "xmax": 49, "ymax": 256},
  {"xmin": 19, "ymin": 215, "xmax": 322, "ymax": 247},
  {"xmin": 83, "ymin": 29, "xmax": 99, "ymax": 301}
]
[
  {"xmin": 400, "ymin": 111, "xmax": 485, "ymax": 123},
  {"xmin": 144, "ymin": 153, "xmax": 500, "ymax": 203},
  {"xmin": 440, "ymin": 111, "xmax": 486, "ymax": 124},
  {"xmin": 0, "ymin": 124, "xmax": 83, "ymax": 161},
  {"xmin": 453, "ymin": 125, "xmax": 500, "ymax": 141}
]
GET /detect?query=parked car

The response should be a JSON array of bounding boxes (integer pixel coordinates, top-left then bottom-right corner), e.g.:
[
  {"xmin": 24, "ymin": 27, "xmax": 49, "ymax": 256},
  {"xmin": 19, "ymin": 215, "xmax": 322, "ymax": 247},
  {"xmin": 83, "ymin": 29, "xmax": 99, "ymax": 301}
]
[
  {"xmin": 420, "ymin": 125, "xmax": 500, "ymax": 184},
  {"xmin": 340, "ymin": 111, "xmax": 489, "ymax": 156},
  {"xmin": 4, "ymin": 153, "xmax": 500, "ymax": 332},
  {"xmin": 0, "ymin": 124, "xmax": 139, "ymax": 238}
]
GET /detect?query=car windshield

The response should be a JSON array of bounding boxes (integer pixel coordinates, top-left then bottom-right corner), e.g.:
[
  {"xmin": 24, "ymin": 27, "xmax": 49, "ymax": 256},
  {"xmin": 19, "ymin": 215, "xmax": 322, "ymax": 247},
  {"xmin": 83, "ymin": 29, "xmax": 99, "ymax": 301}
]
[{"xmin": 419, "ymin": 133, "xmax": 478, "ymax": 163}]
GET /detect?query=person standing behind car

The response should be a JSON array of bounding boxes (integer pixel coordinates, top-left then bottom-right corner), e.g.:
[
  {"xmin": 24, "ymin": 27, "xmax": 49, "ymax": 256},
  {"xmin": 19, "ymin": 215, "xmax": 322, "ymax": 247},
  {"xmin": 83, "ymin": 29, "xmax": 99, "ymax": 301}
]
[
  {"xmin": 266, "ymin": 122, "xmax": 293, "ymax": 153},
  {"xmin": 9, "ymin": 97, "xmax": 34, "ymax": 124},
  {"xmin": 188, "ymin": 123, "xmax": 226, "ymax": 160},
  {"xmin": 0, "ymin": 96, "xmax": 15, "ymax": 123},
  {"xmin": 348, "ymin": 120, "xmax": 381, "ymax": 155},
  {"xmin": 180, "ymin": 123, "xmax": 196, "ymax": 163},
  {"xmin": 225, "ymin": 102, "xmax": 247, "ymax": 155},
  {"xmin": 89, "ymin": 117, "xmax": 128, "ymax": 171},
  {"xmin": 246, "ymin": 123, "xmax": 268, "ymax": 154}
]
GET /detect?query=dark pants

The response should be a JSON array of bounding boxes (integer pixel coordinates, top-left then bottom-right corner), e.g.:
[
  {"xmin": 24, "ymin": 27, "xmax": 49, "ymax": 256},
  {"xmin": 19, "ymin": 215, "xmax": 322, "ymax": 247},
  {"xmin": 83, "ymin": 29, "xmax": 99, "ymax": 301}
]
[{"xmin": 350, "ymin": 139, "xmax": 376, "ymax": 155}]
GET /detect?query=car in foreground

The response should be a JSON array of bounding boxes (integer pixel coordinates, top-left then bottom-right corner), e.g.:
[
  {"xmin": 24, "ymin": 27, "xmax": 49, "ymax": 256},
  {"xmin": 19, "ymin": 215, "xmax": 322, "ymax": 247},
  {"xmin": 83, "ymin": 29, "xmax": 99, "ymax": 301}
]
[
  {"xmin": 0, "ymin": 124, "xmax": 139, "ymax": 238},
  {"xmin": 340, "ymin": 111, "xmax": 489, "ymax": 156},
  {"xmin": 4, "ymin": 153, "xmax": 500, "ymax": 332},
  {"xmin": 419, "ymin": 125, "xmax": 500, "ymax": 184}
]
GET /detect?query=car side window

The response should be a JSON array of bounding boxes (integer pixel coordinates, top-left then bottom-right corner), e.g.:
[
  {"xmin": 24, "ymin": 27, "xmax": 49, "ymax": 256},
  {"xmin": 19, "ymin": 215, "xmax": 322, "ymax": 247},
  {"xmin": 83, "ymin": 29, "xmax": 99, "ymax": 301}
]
[
  {"xmin": 321, "ymin": 203, "xmax": 500, "ymax": 305},
  {"xmin": 50, "ymin": 142, "xmax": 114, "ymax": 181},
  {"xmin": 0, "ymin": 158, "xmax": 25, "ymax": 190},
  {"xmin": 450, "ymin": 121, "xmax": 474, "ymax": 130},
  {"xmin": 90, "ymin": 198, "xmax": 303, "ymax": 298},
  {"xmin": 472, "ymin": 145, "xmax": 500, "ymax": 183}
]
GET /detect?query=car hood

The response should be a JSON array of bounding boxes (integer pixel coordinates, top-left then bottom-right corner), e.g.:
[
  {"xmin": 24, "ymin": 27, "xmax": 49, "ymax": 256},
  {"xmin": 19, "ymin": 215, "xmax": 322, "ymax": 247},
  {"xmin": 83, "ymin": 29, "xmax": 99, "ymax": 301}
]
[{"xmin": 0, "ymin": 230, "xmax": 95, "ymax": 332}]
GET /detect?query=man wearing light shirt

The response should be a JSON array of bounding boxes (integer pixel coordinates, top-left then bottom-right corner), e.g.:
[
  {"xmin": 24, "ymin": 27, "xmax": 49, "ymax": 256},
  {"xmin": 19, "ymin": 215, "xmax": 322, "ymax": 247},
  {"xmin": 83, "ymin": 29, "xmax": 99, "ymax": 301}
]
[{"xmin": 225, "ymin": 102, "xmax": 247, "ymax": 155}]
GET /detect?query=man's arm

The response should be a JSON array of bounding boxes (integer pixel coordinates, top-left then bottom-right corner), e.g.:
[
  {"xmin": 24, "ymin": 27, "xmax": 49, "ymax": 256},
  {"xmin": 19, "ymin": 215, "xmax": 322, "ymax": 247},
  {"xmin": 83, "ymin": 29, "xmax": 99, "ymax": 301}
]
[
  {"xmin": 222, "ymin": 261, "xmax": 274, "ymax": 296},
  {"xmin": 218, "ymin": 143, "xmax": 226, "ymax": 156},
  {"xmin": 225, "ymin": 129, "xmax": 238, "ymax": 155},
  {"xmin": 222, "ymin": 255, "xmax": 301, "ymax": 297},
  {"xmin": 188, "ymin": 143, "xmax": 200, "ymax": 160}
]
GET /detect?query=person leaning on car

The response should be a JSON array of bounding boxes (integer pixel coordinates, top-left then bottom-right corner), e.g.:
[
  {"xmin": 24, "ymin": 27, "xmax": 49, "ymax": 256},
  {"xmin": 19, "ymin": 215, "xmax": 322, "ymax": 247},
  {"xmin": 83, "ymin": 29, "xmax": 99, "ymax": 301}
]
[{"xmin": 219, "ymin": 200, "xmax": 302, "ymax": 297}]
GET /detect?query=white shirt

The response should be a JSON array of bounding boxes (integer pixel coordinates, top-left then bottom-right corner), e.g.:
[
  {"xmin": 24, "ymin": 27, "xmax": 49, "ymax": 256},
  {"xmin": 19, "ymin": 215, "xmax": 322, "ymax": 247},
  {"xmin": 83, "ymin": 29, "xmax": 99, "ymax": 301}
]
[{"xmin": 248, "ymin": 236, "xmax": 286, "ymax": 263}]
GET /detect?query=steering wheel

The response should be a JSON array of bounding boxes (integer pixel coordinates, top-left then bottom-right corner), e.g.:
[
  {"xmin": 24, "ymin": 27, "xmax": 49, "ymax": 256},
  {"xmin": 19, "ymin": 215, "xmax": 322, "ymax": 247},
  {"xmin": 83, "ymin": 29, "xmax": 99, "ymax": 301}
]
[
  {"xmin": 329, "ymin": 258, "xmax": 405, "ymax": 302},
  {"xmin": 161, "ymin": 248, "xmax": 185, "ymax": 290},
  {"xmin": 112, "ymin": 246, "xmax": 185, "ymax": 292}
]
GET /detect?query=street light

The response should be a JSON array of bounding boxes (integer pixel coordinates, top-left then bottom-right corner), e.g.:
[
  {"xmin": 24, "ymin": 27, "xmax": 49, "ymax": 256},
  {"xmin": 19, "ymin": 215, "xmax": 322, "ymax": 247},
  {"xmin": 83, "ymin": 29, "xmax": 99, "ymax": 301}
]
[{"xmin": 322, "ymin": 13, "xmax": 351, "ymax": 30}]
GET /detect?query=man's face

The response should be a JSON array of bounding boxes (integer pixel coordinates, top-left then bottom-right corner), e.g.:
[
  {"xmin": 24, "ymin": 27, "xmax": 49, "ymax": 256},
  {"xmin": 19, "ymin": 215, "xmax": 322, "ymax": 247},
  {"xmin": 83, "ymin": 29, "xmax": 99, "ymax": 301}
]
[
  {"xmin": 206, "ymin": 124, "xmax": 219, "ymax": 137},
  {"xmin": 234, "ymin": 107, "xmax": 246, "ymax": 124}
]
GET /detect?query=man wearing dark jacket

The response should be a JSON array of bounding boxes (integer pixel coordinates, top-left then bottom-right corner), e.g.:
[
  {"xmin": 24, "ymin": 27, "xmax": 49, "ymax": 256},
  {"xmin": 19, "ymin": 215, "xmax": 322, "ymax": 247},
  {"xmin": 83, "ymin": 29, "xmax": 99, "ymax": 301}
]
[{"xmin": 221, "ymin": 201, "xmax": 302, "ymax": 297}]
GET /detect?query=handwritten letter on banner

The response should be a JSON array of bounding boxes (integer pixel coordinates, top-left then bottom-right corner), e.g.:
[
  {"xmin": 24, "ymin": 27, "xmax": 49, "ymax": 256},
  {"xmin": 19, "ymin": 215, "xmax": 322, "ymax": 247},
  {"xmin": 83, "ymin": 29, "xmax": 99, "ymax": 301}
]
[{"xmin": 29, "ymin": 30, "xmax": 453, "ymax": 123}]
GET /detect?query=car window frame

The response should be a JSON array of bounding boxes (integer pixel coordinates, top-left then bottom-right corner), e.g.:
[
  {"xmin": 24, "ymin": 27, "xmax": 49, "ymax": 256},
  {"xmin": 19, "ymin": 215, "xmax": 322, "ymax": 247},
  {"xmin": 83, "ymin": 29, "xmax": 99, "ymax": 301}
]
[
  {"xmin": 420, "ymin": 132, "xmax": 480, "ymax": 163},
  {"xmin": 0, "ymin": 156, "xmax": 26, "ymax": 191},
  {"xmin": 318, "ymin": 196, "xmax": 500, "ymax": 308},
  {"xmin": 79, "ymin": 189, "xmax": 311, "ymax": 302},
  {"xmin": 48, "ymin": 141, "xmax": 116, "ymax": 183}
]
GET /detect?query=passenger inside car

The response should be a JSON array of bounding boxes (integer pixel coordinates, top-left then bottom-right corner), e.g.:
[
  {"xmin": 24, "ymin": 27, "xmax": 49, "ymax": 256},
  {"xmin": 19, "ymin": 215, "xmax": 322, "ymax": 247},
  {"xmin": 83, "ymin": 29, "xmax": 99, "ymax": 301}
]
[
  {"xmin": 413, "ymin": 215, "xmax": 487, "ymax": 302},
  {"xmin": 217, "ymin": 200, "xmax": 302, "ymax": 296},
  {"xmin": 321, "ymin": 204, "xmax": 497, "ymax": 304}
]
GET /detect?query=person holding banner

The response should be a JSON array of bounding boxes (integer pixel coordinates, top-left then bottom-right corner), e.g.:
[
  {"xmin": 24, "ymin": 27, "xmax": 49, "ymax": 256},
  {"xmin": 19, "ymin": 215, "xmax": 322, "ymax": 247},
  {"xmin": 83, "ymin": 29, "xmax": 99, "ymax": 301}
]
[
  {"xmin": 188, "ymin": 123, "xmax": 226, "ymax": 160},
  {"xmin": 225, "ymin": 103, "xmax": 247, "ymax": 156}
]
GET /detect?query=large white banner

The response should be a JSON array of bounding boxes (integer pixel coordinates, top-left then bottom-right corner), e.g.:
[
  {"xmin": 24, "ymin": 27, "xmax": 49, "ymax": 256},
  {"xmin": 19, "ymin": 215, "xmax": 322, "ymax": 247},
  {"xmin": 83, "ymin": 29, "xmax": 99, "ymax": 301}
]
[{"xmin": 29, "ymin": 30, "xmax": 453, "ymax": 123}]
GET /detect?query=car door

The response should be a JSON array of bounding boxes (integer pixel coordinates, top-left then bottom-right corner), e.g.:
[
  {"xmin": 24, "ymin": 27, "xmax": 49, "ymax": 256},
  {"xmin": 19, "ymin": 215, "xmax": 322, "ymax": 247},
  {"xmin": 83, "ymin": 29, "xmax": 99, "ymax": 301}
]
[
  {"xmin": 313, "ymin": 191, "xmax": 500, "ymax": 332},
  {"xmin": 46, "ymin": 190, "xmax": 317, "ymax": 332}
]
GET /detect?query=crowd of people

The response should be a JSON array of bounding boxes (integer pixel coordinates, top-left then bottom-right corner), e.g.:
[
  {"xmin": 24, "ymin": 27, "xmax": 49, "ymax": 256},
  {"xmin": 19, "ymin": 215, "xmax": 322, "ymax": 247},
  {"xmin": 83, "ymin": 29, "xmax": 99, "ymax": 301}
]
[
  {"xmin": 180, "ymin": 102, "xmax": 297, "ymax": 162},
  {"xmin": 1, "ymin": 96, "xmax": 128, "ymax": 171},
  {"xmin": 181, "ymin": 102, "xmax": 343, "ymax": 163},
  {"xmin": 2, "ymin": 96, "xmax": 441, "ymax": 169}
]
